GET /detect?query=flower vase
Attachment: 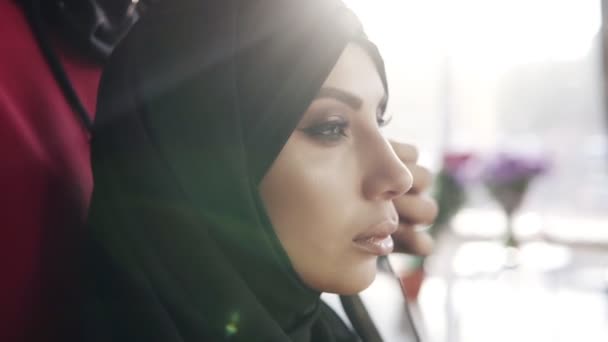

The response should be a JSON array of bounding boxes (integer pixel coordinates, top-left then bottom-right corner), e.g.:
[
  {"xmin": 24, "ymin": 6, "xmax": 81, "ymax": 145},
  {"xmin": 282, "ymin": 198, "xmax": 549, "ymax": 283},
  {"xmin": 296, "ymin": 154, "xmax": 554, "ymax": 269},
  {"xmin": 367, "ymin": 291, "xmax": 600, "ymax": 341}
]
[
  {"xmin": 481, "ymin": 151, "xmax": 550, "ymax": 269},
  {"xmin": 487, "ymin": 178, "xmax": 528, "ymax": 247},
  {"xmin": 504, "ymin": 212, "xmax": 518, "ymax": 248}
]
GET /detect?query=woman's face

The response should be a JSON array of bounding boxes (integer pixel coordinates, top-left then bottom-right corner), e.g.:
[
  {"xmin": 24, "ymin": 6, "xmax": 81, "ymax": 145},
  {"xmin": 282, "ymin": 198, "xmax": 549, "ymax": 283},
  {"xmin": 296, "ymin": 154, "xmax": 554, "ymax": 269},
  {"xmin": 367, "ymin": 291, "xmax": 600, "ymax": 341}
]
[{"xmin": 260, "ymin": 43, "xmax": 413, "ymax": 294}]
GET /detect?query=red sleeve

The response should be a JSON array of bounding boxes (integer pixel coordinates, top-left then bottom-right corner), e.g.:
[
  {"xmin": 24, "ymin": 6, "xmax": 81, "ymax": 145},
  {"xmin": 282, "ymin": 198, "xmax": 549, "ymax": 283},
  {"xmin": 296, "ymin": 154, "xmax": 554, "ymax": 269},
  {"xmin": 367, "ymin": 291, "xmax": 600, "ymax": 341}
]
[{"xmin": 0, "ymin": 1, "xmax": 101, "ymax": 341}]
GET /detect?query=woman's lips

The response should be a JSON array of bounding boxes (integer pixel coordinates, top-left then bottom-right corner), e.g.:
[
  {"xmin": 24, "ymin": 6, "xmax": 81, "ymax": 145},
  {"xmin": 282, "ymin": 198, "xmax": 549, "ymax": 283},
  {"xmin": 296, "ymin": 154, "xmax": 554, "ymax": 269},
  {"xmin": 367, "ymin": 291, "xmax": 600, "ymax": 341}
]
[
  {"xmin": 353, "ymin": 235, "xmax": 394, "ymax": 256},
  {"xmin": 353, "ymin": 220, "xmax": 398, "ymax": 256}
]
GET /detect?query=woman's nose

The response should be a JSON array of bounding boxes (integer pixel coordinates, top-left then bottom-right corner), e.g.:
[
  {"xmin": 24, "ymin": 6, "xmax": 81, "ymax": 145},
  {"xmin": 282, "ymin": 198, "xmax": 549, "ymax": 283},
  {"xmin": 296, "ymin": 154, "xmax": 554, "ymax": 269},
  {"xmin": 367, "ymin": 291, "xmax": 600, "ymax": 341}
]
[{"xmin": 362, "ymin": 137, "xmax": 413, "ymax": 201}]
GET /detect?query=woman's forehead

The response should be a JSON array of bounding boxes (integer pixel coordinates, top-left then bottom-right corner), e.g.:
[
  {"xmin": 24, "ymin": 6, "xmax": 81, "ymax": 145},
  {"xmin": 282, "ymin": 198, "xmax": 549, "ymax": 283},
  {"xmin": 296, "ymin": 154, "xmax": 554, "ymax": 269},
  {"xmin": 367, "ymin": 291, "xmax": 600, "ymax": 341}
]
[{"xmin": 321, "ymin": 43, "xmax": 386, "ymax": 107}]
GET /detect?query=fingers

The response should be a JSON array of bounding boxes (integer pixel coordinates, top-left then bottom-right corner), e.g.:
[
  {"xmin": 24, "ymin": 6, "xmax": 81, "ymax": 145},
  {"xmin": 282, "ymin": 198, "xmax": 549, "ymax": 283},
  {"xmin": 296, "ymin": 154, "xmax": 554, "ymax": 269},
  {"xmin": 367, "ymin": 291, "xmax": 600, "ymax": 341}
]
[
  {"xmin": 389, "ymin": 141, "xmax": 433, "ymax": 193},
  {"xmin": 406, "ymin": 164, "xmax": 433, "ymax": 194},
  {"xmin": 392, "ymin": 224, "xmax": 434, "ymax": 256},
  {"xmin": 393, "ymin": 193, "xmax": 438, "ymax": 226},
  {"xmin": 390, "ymin": 141, "xmax": 418, "ymax": 164},
  {"xmin": 388, "ymin": 140, "xmax": 438, "ymax": 257}
]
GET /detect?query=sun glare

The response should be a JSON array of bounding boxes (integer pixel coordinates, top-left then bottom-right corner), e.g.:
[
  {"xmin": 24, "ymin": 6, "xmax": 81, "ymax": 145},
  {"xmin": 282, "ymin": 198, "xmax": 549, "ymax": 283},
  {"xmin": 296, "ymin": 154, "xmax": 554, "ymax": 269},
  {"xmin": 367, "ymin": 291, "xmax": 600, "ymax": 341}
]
[{"xmin": 344, "ymin": 0, "xmax": 601, "ymax": 69}]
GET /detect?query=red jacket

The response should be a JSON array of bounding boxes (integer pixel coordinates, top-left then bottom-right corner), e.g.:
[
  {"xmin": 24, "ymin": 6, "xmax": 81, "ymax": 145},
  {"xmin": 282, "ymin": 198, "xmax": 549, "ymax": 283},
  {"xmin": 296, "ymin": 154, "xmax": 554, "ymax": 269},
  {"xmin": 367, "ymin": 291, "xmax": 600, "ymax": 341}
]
[{"xmin": 0, "ymin": 1, "xmax": 101, "ymax": 340}]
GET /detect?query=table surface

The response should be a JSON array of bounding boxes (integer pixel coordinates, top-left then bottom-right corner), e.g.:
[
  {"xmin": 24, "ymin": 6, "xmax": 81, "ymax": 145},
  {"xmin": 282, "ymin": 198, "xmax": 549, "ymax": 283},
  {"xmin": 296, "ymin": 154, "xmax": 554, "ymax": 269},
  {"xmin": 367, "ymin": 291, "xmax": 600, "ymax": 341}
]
[
  {"xmin": 417, "ymin": 229, "xmax": 608, "ymax": 342},
  {"xmin": 325, "ymin": 208, "xmax": 608, "ymax": 342}
]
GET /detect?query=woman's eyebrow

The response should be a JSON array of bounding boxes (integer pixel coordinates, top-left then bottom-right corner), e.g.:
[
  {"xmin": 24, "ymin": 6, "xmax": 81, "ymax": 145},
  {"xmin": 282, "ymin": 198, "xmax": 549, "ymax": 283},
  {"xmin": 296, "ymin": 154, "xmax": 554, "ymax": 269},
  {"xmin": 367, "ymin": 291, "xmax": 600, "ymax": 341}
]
[
  {"xmin": 316, "ymin": 87, "xmax": 363, "ymax": 110},
  {"xmin": 317, "ymin": 87, "xmax": 388, "ymax": 112}
]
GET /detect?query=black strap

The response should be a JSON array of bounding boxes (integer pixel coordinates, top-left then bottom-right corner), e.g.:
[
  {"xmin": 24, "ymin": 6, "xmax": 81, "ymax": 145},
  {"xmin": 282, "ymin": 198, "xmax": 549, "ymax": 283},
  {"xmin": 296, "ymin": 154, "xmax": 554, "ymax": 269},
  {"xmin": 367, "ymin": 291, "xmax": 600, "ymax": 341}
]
[
  {"xmin": 339, "ymin": 294, "xmax": 383, "ymax": 342},
  {"xmin": 339, "ymin": 256, "xmax": 422, "ymax": 342},
  {"xmin": 21, "ymin": 0, "xmax": 95, "ymax": 132}
]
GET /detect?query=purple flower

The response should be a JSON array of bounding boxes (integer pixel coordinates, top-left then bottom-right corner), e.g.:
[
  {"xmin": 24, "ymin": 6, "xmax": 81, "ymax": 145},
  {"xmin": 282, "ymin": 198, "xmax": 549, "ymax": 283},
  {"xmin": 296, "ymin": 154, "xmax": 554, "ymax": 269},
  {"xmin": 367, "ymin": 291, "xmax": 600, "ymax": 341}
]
[
  {"xmin": 482, "ymin": 152, "xmax": 550, "ymax": 186},
  {"xmin": 482, "ymin": 152, "xmax": 551, "ymax": 215}
]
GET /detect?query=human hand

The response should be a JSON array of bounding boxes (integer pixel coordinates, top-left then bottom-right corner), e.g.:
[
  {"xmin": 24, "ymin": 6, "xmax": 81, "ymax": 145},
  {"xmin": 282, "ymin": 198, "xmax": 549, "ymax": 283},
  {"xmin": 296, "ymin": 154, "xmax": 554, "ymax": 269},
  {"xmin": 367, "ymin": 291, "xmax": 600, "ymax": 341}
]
[{"xmin": 390, "ymin": 141, "xmax": 438, "ymax": 256}]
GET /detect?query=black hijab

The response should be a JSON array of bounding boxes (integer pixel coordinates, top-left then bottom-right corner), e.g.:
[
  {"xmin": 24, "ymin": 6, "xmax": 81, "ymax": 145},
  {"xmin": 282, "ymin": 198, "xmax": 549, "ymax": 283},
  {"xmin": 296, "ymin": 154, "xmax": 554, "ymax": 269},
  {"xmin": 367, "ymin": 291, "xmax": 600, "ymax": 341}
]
[{"xmin": 84, "ymin": 1, "xmax": 388, "ymax": 341}]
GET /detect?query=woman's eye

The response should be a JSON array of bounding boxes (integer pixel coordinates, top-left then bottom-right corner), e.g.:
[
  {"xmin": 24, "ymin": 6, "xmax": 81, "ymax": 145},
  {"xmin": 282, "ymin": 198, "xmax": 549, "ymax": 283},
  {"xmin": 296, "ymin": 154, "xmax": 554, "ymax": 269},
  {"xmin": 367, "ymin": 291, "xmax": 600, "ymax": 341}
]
[{"xmin": 302, "ymin": 120, "xmax": 349, "ymax": 142}]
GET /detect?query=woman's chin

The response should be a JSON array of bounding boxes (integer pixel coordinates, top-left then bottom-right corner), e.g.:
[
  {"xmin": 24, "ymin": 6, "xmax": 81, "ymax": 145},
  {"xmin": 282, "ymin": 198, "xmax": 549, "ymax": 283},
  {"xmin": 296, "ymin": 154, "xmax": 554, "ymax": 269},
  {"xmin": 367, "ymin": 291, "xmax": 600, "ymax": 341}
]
[{"xmin": 319, "ymin": 259, "xmax": 378, "ymax": 295}]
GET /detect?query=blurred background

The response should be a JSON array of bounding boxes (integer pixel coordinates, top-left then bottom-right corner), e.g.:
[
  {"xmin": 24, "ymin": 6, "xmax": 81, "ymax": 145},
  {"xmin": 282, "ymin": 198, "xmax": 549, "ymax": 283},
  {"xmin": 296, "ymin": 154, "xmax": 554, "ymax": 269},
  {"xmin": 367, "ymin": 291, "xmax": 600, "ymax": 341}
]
[{"xmin": 341, "ymin": 0, "xmax": 608, "ymax": 341}]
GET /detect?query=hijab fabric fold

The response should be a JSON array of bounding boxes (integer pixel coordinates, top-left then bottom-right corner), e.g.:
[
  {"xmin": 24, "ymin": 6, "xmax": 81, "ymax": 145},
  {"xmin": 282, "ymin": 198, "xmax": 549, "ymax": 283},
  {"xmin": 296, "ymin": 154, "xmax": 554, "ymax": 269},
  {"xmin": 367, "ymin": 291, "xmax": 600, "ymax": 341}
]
[{"xmin": 85, "ymin": 1, "xmax": 386, "ymax": 341}]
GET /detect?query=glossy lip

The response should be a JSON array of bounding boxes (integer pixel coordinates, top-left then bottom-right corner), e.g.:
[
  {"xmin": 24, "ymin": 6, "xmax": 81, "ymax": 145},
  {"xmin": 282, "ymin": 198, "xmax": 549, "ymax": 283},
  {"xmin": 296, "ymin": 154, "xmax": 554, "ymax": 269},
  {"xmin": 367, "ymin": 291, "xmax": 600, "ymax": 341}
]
[{"xmin": 352, "ymin": 219, "xmax": 399, "ymax": 256}]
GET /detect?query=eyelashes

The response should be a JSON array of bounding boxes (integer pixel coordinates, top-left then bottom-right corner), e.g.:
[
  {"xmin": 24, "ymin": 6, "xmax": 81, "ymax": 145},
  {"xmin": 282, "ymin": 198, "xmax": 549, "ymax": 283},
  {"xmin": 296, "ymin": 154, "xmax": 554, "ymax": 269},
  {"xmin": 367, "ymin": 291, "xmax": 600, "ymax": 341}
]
[
  {"xmin": 301, "ymin": 118, "xmax": 349, "ymax": 142},
  {"xmin": 301, "ymin": 111, "xmax": 392, "ymax": 143}
]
